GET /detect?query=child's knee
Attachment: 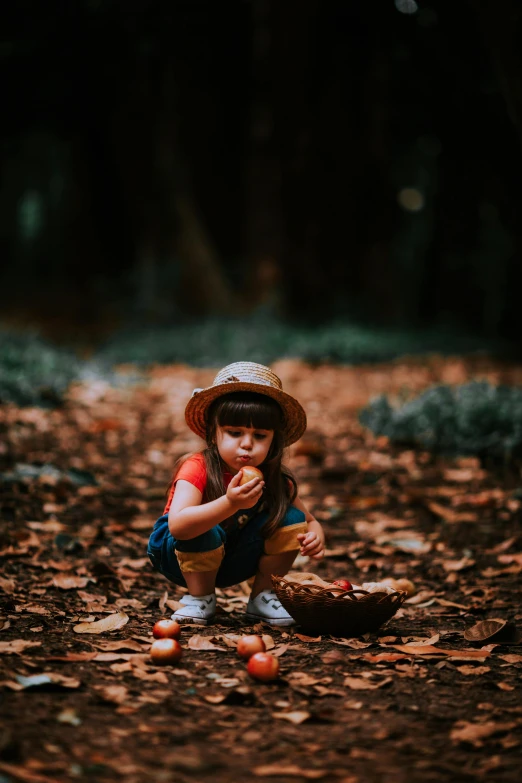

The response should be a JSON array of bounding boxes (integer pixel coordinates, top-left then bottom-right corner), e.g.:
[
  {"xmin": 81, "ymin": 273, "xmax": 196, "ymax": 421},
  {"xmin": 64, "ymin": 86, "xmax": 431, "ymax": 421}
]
[
  {"xmin": 264, "ymin": 505, "xmax": 307, "ymax": 555},
  {"xmin": 175, "ymin": 527, "xmax": 225, "ymax": 573}
]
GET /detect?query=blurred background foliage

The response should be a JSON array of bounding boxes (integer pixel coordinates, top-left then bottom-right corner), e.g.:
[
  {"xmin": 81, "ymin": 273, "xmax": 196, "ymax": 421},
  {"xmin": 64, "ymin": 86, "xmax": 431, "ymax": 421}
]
[
  {"xmin": 360, "ymin": 381, "xmax": 522, "ymax": 465},
  {"xmin": 3, "ymin": 0, "xmax": 522, "ymax": 467},
  {"xmin": 1, "ymin": 0, "xmax": 522, "ymax": 353}
]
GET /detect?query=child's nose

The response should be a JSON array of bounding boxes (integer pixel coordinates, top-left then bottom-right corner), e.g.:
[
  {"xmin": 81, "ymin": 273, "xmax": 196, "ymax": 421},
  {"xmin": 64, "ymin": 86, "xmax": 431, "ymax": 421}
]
[{"xmin": 240, "ymin": 434, "xmax": 253, "ymax": 449}]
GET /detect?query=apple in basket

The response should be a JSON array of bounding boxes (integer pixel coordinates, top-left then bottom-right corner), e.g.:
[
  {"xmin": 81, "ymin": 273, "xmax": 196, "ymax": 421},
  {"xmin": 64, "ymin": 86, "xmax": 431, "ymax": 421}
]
[
  {"xmin": 239, "ymin": 466, "xmax": 264, "ymax": 485},
  {"xmin": 331, "ymin": 578, "xmax": 353, "ymax": 591}
]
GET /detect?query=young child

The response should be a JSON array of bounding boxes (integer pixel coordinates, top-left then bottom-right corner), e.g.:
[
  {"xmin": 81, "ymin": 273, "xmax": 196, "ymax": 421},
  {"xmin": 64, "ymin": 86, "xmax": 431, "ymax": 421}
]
[{"xmin": 147, "ymin": 361, "xmax": 325, "ymax": 626}]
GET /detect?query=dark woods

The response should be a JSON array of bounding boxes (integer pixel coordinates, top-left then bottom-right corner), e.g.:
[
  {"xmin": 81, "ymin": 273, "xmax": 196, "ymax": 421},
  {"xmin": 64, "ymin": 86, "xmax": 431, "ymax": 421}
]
[{"xmin": 1, "ymin": 0, "xmax": 522, "ymax": 342}]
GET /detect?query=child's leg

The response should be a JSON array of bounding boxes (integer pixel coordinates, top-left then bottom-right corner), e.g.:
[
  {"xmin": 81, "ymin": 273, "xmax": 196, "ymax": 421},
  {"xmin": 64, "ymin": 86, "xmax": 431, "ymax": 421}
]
[
  {"xmin": 250, "ymin": 550, "xmax": 297, "ymax": 597},
  {"xmin": 245, "ymin": 505, "xmax": 307, "ymax": 626},
  {"xmin": 147, "ymin": 515, "xmax": 227, "ymax": 625},
  {"xmin": 183, "ymin": 568, "xmax": 220, "ymax": 598},
  {"xmin": 173, "ymin": 528, "xmax": 226, "ymax": 624}
]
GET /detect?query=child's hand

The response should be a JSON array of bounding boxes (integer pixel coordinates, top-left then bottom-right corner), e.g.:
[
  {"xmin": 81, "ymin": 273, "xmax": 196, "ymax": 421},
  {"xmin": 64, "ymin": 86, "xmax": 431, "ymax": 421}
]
[
  {"xmin": 297, "ymin": 531, "xmax": 325, "ymax": 560},
  {"xmin": 226, "ymin": 470, "xmax": 265, "ymax": 510}
]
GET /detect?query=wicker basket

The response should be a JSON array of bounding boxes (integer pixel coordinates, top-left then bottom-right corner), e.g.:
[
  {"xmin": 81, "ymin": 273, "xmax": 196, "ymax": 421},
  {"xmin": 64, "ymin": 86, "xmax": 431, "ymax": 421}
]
[{"xmin": 272, "ymin": 575, "xmax": 407, "ymax": 637}]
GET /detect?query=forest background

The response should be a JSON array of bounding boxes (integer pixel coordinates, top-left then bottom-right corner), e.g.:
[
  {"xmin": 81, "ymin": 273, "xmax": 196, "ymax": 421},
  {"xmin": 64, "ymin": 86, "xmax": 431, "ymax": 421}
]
[{"xmin": 2, "ymin": 0, "xmax": 522, "ymax": 367}]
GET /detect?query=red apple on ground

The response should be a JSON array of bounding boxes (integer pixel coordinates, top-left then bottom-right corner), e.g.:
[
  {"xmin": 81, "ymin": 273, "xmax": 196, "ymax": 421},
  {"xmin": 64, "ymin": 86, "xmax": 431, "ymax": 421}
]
[
  {"xmin": 247, "ymin": 652, "xmax": 280, "ymax": 682},
  {"xmin": 237, "ymin": 635, "xmax": 266, "ymax": 660},
  {"xmin": 152, "ymin": 619, "xmax": 181, "ymax": 640},
  {"xmin": 332, "ymin": 578, "xmax": 353, "ymax": 591},
  {"xmin": 150, "ymin": 638, "xmax": 183, "ymax": 665},
  {"xmin": 239, "ymin": 466, "xmax": 264, "ymax": 486}
]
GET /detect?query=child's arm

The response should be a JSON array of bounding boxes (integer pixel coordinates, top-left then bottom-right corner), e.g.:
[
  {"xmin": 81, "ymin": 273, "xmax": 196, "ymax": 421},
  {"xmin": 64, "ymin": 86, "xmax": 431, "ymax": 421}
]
[
  {"xmin": 168, "ymin": 472, "xmax": 264, "ymax": 540},
  {"xmin": 293, "ymin": 495, "xmax": 326, "ymax": 560}
]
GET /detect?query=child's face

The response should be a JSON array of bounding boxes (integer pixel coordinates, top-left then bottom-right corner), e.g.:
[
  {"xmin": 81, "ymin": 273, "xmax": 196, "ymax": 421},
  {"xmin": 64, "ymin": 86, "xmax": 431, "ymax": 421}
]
[{"xmin": 215, "ymin": 424, "xmax": 274, "ymax": 473}]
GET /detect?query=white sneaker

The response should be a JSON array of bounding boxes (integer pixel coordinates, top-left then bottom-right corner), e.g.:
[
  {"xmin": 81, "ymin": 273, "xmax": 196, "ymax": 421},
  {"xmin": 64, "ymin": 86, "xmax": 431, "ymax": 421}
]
[
  {"xmin": 171, "ymin": 593, "xmax": 216, "ymax": 625},
  {"xmin": 245, "ymin": 589, "xmax": 295, "ymax": 627}
]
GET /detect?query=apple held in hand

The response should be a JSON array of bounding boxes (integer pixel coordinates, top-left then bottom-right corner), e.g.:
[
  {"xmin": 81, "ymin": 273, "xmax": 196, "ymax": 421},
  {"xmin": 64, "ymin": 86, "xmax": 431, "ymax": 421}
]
[
  {"xmin": 332, "ymin": 578, "xmax": 353, "ymax": 591},
  {"xmin": 150, "ymin": 638, "xmax": 183, "ymax": 665},
  {"xmin": 237, "ymin": 634, "xmax": 266, "ymax": 660},
  {"xmin": 152, "ymin": 619, "xmax": 181, "ymax": 640},
  {"xmin": 247, "ymin": 652, "xmax": 280, "ymax": 682},
  {"xmin": 239, "ymin": 466, "xmax": 264, "ymax": 486}
]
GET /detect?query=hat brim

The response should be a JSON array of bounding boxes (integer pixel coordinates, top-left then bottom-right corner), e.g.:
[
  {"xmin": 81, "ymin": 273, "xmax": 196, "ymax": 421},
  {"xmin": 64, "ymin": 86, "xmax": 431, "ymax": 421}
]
[{"xmin": 185, "ymin": 381, "xmax": 307, "ymax": 446}]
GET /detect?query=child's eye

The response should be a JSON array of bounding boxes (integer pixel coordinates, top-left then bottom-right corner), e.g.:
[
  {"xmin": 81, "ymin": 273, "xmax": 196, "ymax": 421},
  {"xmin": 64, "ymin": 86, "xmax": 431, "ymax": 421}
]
[
  {"xmin": 254, "ymin": 433, "xmax": 267, "ymax": 440},
  {"xmin": 227, "ymin": 430, "xmax": 241, "ymax": 437}
]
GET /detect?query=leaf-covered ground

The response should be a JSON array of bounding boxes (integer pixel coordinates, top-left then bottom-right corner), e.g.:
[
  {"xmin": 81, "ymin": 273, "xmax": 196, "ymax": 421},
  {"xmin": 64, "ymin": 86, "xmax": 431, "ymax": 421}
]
[{"xmin": 1, "ymin": 356, "xmax": 521, "ymax": 783}]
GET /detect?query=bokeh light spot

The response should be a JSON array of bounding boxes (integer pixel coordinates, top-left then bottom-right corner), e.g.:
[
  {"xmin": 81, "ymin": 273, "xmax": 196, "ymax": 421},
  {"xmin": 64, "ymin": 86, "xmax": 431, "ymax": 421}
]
[
  {"xmin": 394, "ymin": 0, "xmax": 418, "ymax": 14},
  {"xmin": 397, "ymin": 188, "xmax": 425, "ymax": 212}
]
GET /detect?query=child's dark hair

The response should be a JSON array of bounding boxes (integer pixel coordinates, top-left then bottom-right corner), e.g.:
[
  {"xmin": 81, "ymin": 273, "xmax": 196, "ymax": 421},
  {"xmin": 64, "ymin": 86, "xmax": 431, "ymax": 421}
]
[
  {"xmin": 204, "ymin": 392, "xmax": 297, "ymax": 538},
  {"xmin": 167, "ymin": 392, "xmax": 297, "ymax": 538}
]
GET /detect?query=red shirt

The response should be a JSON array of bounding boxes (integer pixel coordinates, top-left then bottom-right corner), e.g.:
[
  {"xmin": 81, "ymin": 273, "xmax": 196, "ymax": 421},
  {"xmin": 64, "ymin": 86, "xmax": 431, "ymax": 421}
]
[{"xmin": 163, "ymin": 453, "xmax": 233, "ymax": 514}]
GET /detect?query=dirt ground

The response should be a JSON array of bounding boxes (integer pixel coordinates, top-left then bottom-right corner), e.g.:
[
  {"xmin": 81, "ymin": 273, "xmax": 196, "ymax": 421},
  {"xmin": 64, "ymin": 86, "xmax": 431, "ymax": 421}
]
[{"xmin": 1, "ymin": 356, "xmax": 521, "ymax": 783}]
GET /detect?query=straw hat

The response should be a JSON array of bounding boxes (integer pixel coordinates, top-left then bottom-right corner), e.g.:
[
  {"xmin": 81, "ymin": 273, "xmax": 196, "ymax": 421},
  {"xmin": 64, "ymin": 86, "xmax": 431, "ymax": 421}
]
[{"xmin": 185, "ymin": 362, "xmax": 307, "ymax": 446}]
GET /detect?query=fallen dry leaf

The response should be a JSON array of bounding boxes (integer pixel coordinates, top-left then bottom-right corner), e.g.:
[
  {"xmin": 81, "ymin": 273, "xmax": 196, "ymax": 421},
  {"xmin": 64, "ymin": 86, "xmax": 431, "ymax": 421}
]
[
  {"xmin": 391, "ymin": 644, "xmax": 490, "ymax": 658},
  {"xmin": 496, "ymin": 682, "xmax": 515, "ymax": 691},
  {"xmin": 313, "ymin": 685, "xmax": 346, "ymax": 697},
  {"xmin": 287, "ymin": 672, "xmax": 331, "ymax": 687},
  {"xmin": 0, "ymin": 577, "xmax": 16, "ymax": 594},
  {"xmin": 456, "ymin": 665, "xmax": 491, "ymax": 676},
  {"xmin": 294, "ymin": 633, "xmax": 322, "ymax": 643},
  {"xmin": 272, "ymin": 710, "xmax": 311, "ymax": 724},
  {"xmin": 131, "ymin": 668, "xmax": 169, "ymax": 684},
  {"xmin": 262, "ymin": 634, "xmax": 275, "ymax": 650},
  {"xmin": 442, "ymin": 558, "xmax": 475, "ymax": 572},
  {"xmin": 434, "ymin": 598, "xmax": 471, "ymax": 610},
  {"xmin": 187, "ymin": 634, "xmax": 227, "ymax": 651},
  {"xmin": 485, "ymin": 536, "xmax": 518, "ymax": 555},
  {"xmin": 427, "ymin": 502, "xmax": 477, "ymax": 524},
  {"xmin": 73, "ymin": 612, "xmax": 129, "ymax": 634},
  {"xmin": 343, "ymin": 676, "xmax": 392, "ymax": 690},
  {"xmin": 253, "ymin": 764, "xmax": 326, "ymax": 778},
  {"xmin": 52, "ymin": 574, "xmax": 92, "ymax": 589},
  {"xmin": 463, "ymin": 619, "xmax": 518, "ymax": 644},
  {"xmin": 271, "ymin": 643, "xmax": 291, "ymax": 657},
  {"xmin": 203, "ymin": 693, "xmax": 228, "ymax": 704},
  {"xmin": 497, "ymin": 552, "xmax": 522, "ymax": 566},
  {"xmin": 0, "ymin": 639, "xmax": 42, "ymax": 654},
  {"xmin": 450, "ymin": 720, "xmax": 516, "ymax": 746},
  {"xmin": 362, "ymin": 652, "xmax": 410, "ymax": 663},
  {"xmin": 94, "ymin": 684, "xmax": 130, "ymax": 704}
]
